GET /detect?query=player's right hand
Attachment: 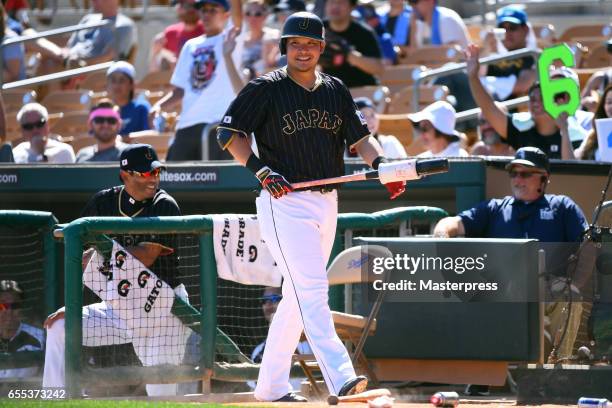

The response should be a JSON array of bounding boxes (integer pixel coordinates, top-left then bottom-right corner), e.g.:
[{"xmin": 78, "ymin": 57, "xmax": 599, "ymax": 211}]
[{"xmin": 256, "ymin": 166, "xmax": 294, "ymax": 199}]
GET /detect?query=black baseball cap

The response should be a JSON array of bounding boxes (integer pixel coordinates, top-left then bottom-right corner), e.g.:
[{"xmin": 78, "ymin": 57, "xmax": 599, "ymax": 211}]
[
  {"xmin": 505, "ymin": 147, "xmax": 550, "ymax": 172},
  {"xmin": 120, "ymin": 144, "xmax": 164, "ymax": 173}
]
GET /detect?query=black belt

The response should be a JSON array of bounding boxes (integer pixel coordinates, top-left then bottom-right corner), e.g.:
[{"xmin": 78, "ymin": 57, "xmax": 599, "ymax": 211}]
[{"xmin": 295, "ymin": 186, "xmax": 336, "ymax": 194}]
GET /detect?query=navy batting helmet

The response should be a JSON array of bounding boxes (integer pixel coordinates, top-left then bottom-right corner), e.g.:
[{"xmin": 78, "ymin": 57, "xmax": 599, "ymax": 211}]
[{"xmin": 279, "ymin": 12, "xmax": 325, "ymax": 55}]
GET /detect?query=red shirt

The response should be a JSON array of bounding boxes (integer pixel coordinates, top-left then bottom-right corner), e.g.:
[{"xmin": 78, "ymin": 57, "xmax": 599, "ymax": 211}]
[
  {"xmin": 163, "ymin": 21, "xmax": 205, "ymax": 57},
  {"xmin": 4, "ymin": 0, "xmax": 29, "ymax": 11}
]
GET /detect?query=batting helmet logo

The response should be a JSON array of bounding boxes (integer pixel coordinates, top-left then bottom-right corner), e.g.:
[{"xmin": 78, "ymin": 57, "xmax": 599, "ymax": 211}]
[{"xmin": 279, "ymin": 12, "xmax": 324, "ymax": 55}]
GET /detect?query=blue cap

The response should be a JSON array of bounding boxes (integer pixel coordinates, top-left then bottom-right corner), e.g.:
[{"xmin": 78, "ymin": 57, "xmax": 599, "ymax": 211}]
[
  {"xmin": 195, "ymin": 0, "xmax": 229, "ymax": 11},
  {"xmin": 496, "ymin": 6, "xmax": 527, "ymax": 26}
]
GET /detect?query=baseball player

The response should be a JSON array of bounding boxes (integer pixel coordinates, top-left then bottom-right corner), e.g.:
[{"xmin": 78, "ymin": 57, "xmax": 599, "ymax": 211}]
[
  {"xmin": 216, "ymin": 12, "xmax": 405, "ymax": 402},
  {"xmin": 43, "ymin": 144, "xmax": 189, "ymax": 396}
]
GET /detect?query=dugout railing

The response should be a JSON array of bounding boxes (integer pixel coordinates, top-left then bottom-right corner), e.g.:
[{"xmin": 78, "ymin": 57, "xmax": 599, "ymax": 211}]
[
  {"xmin": 0, "ymin": 210, "xmax": 59, "ymax": 383},
  {"xmin": 57, "ymin": 207, "xmax": 447, "ymax": 398}
]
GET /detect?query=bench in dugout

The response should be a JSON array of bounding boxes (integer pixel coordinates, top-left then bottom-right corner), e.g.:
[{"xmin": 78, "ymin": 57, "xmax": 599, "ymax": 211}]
[
  {"xmin": 56, "ymin": 207, "xmax": 447, "ymax": 397},
  {"xmin": 0, "ymin": 211, "xmax": 59, "ymax": 392}
]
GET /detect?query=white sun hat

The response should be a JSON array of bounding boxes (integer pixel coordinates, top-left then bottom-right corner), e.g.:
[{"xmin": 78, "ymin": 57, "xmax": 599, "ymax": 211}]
[{"xmin": 407, "ymin": 100, "xmax": 461, "ymax": 139}]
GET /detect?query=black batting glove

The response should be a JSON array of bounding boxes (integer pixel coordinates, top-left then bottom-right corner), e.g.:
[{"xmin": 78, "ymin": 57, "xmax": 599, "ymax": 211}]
[{"xmin": 256, "ymin": 166, "xmax": 294, "ymax": 199}]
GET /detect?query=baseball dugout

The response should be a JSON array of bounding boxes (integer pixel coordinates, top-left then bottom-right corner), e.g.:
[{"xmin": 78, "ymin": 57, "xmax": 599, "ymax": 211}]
[{"xmin": 54, "ymin": 207, "xmax": 448, "ymax": 398}]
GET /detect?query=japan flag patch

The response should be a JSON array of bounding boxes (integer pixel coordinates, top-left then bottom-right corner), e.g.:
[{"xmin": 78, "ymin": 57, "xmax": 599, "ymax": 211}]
[
  {"xmin": 223, "ymin": 116, "xmax": 232, "ymax": 124},
  {"xmin": 356, "ymin": 110, "xmax": 367, "ymax": 126}
]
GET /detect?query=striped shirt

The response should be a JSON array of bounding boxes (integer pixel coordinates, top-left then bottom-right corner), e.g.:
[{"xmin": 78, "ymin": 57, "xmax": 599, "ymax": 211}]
[{"xmin": 219, "ymin": 68, "xmax": 370, "ymax": 183}]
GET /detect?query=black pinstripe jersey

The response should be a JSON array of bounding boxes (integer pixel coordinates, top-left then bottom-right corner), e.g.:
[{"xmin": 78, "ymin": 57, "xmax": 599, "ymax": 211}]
[
  {"xmin": 219, "ymin": 68, "xmax": 370, "ymax": 183},
  {"xmin": 80, "ymin": 186, "xmax": 182, "ymax": 288}
]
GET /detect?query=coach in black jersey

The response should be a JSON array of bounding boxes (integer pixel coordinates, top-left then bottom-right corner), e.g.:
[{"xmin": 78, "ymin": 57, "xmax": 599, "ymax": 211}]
[
  {"xmin": 43, "ymin": 144, "xmax": 188, "ymax": 396},
  {"xmin": 216, "ymin": 11, "xmax": 404, "ymax": 403},
  {"xmin": 80, "ymin": 143, "xmax": 181, "ymax": 287}
]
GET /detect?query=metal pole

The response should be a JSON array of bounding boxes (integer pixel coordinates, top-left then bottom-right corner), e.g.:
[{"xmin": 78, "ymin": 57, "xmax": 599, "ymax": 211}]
[{"xmin": 2, "ymin": 61, "xmax": 114, "ymax": 90}]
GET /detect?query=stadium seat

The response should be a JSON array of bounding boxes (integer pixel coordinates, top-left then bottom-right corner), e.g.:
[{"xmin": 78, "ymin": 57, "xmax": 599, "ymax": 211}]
[
  {"xmin": 386, "ymin": 85, "xmax": 450, "ymax": 114},
  {"xmin": 136, "ymin": 70, "xmax": 173, "ymax": 94},
  {"xmin": 349, "ymin": 85, "xmax": 391, "ymax": 114},
  {"xmin": 560, "ymin": 23, "xmax": 612, "ymax": 42},
  {"xmin": 79, "ymin": 71, "xmax": 108, "ymax": 92},
  {"xmin": 582, "ymin": 44, "xmax": 611, "ymax": 69},
  {"xmin": 466, "ymin": 24, "xmax": 484, "ymax": 45},
  {"xmin": 41, "ymin": 90, "xmax": 94, "ymax": 114},
  {"xmin": 50, "ymin": 111, "xmax": 91, "ymax": 138},
  {"xmin": 397, "ymin": 45, "xmax": 463, "ymax": 67},
  {"xmin": 380, "ymin": 64, "xmax": 425, "ymax": 95},
  {"xmin": 126, "ymin": 130, "xmax": 173, "ymax": 161},
  {"xmin": 293, "ymin": 245, "xmax": 393, "ymax": 395},
  {"xmin": 1, "ymin": 89, "xmax": 38, "ymax": 113}
]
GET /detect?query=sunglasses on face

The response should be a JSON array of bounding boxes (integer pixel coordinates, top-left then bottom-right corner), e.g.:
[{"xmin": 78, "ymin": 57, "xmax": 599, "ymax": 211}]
[
  {"xmin": 92, "ymin": 116, "xmax": 119, "ymax": 125},
  {"xmin": 128, "ymin": 168, "xmax": 162, "ymax": 178},
  {"xmin": 21, "ymin": 119, "xmax": 46, "ymax": 131},
  {"xmin": 0, "ymin": 303, "xmax": 18, "ymax": 311},
  {"xmin": 408, "ymin": 0, "xmax": 420, "ymax": 4},
  {"xmin": 246, "ymin": 10, "xmax": 265, "ymax": 17},
  {"xmin": 499, "ymin": 23, "xmax": 521, "ymax": 32},
  {"xmin": 198, "ymin": 6, "xmax": 222, "ymax": 14},
  {"xmin": 261, "ymin": 294, "xmax": 282, "ymax": 305},
  {"xmin": 509, "ymin": 171, "xmax": 543, "ymax": 179}
]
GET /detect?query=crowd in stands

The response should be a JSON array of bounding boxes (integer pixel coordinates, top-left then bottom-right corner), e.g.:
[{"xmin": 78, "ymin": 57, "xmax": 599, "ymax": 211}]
[{"xmin": 0, "ymin": 0, "xmax": 610, "ymax": 164}]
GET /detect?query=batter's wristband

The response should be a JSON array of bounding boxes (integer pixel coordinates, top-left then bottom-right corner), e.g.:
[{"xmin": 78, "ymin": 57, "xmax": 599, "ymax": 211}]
[
  {"xmin": 372, "ymin": 156, "xmax": 388, "ymax": 170},
  {"xmin": 246, "ymin": 154, "xmax": 265, "ymax": 175}
]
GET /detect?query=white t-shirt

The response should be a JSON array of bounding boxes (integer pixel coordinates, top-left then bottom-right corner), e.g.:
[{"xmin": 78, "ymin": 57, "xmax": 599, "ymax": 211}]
[
  {"xmin": 414, "ymin": 7, "xmax": 469, "ymax": 48},
  {"xmin": 13, "ymin": 138, "xmax": 76, "ymax": 163},
  {"xmin": 171, "ymin": 23, "xmax": 244, "ymax": 130},
  {"xmin": 378, "ymin": 135, "xmax": 408, "ymax": 159},
  {"xmin": 418, "ymin": 141, "xmax": 468, "ymax": 158}
]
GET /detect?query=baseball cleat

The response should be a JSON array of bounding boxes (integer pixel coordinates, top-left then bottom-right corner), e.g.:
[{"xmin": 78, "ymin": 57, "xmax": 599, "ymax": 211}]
[
  {"xmin": 274, "ymin": 392, "xmax": 308, "ymax": 402},
  {"xmin": 338, "ymin": 375, "xmax": 368, "ymax": 396}
]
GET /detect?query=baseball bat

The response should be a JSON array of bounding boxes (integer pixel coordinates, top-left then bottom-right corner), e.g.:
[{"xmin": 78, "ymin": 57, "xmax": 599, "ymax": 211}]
[
  {"xmin": 292, "ymin": 158, "xmax": 449, "ymax": 190},
  {"xmin": 327, "ymin": 388, "xmax": 392, "ymax": 405}
]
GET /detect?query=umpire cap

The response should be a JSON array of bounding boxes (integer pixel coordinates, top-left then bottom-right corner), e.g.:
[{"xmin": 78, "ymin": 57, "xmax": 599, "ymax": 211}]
[
  {"xmin": 279, "ymin": 12, "xmax": 325, "ymax": 55},
  {"xmin": 505, "ymin": 147, "xmax": 550, "ymax": 172}
]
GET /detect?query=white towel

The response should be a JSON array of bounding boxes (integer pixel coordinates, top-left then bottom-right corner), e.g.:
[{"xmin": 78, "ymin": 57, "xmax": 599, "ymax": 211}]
[{"xmin": 212, "ymin": 214, "xmax": 282, "ymax": 287}]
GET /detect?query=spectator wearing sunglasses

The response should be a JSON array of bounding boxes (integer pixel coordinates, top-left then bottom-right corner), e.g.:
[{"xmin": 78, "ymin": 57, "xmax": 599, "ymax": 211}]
[
  {"xmin": 467, "ymin": 44, "xmax": 575, "ymax": 160},
  {"xmin": 479, "ymin": 6, "xmax": 537, "ymax": 100},
  {"xmin": 241, "ymin": 0, "xmax": 278, "ymax": 79},
  {"xmin": 407, "ymin": 101, "xmax": 468, "ymax": 158},
  {"xmin": 433, "ymin": 147, "xmax": 588, "ymax": 382},
  {"xmin": 76, "ymin": 100, "xmax": 129, "ymax": 163},
  {"xmin": 12, "ymin": 103, "xmax": 75, "ymax": 164},
  {"xmin": 105, "ymin": 61, "xmax": 151, "ymax": 136},
  {"xmin": 0, "ymin": 280, "xmax": 44, "ymax": 379}
]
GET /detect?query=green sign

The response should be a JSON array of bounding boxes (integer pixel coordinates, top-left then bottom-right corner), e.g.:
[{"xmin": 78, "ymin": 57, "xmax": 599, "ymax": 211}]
[{"xmin": 537, "ymin": 44, "xmax": 580, "ymax": 119}]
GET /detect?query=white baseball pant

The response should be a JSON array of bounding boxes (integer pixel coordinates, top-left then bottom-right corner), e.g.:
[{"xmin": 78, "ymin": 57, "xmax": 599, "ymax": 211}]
[
  {"xmin": 254, "ymin": 189, "xmax": 356, "ymax": 401},
  {"xmin": 42, "ymin": 301, "xmax": 189, "ymax": 396}
]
